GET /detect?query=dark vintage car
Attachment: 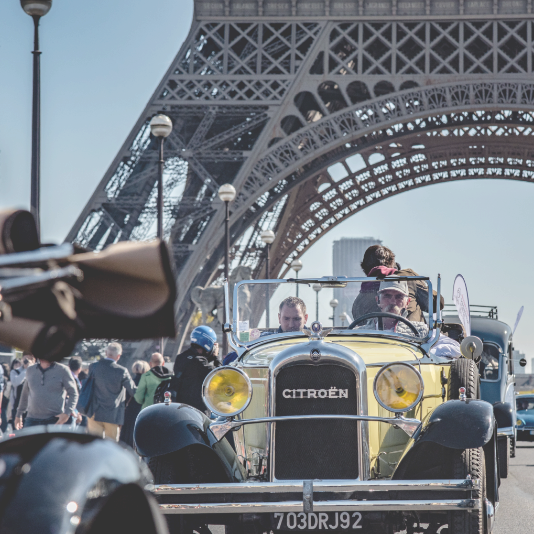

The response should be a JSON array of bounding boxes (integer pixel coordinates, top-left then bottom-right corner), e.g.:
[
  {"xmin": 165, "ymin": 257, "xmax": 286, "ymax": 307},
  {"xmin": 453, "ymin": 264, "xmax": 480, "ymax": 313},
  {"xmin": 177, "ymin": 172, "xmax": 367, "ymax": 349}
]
[
  {"xmin": 136, "ymin": 275, "xmax": 501, "ymax": 534},
  {"xmin": 516, "ymin": 394, "xmax": 534, "ymax": 441},
  {"xmin": 443, "ymin": 306, "xmax": 517, "ymax": 478}
]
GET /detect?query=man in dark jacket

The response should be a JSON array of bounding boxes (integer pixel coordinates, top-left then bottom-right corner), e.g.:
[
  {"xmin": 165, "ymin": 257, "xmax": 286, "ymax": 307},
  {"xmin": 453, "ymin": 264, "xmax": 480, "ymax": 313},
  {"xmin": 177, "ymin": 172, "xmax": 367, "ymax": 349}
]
[
  {"xmin": 173, "ymin": 326, "xmax": 220, "ymax": 413},
  {"xmin": 86, "ymin": 342, "xmax": 136, "ymax": 441},
  {"xmin": 352, "ymin": 245, "xmax": 444, "ymax": 323}
]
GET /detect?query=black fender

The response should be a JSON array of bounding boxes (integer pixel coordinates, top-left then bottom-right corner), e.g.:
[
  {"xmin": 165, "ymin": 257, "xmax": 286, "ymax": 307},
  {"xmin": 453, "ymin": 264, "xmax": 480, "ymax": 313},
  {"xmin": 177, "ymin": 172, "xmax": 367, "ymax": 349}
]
[
  {"xmin": 493, "ymin": 401, "xmax": 514, "ymax": 429},
  {"xmin": 393, "ymin": 399, "xmax": 494, "ymax": 480},
  {"xmin": 413, "ymin": 399, "xmax": 494, "ymax": 449},
  {"xmin": 0, "ymin": 427, "xmax": 167, "ymax": 534},
  {"xmin": 134, "ymin": 402, "xmax": 243, "ymax": 482}
]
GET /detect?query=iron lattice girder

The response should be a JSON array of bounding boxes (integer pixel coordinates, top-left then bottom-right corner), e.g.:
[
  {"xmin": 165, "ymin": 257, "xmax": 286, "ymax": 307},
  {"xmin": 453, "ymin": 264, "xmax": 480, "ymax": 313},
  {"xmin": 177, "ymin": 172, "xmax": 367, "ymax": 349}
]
[
  {"xmin": 196, "ymin": 0, "xmax": 534, "ymax": 19},
  {"xmin": 233, "ymin": 82, "xmax": 534, "ymax": 217},
  {"xmin": 267, "ymin": 134, "xmax": 534, "ymax": 278},
  {"xmin": 65, "ymin": 8, "xmax": 534, "ymax": 356}
]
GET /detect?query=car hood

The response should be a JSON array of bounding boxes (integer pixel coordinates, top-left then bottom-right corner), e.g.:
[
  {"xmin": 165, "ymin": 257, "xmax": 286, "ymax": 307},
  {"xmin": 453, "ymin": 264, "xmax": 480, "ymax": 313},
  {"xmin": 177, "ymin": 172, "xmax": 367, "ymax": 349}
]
[
  {"xmin": 517, "ymin": 411, "xmax": 534, "ymax": 425},
  {"xmin": 242, "ymin": 336, "xmax": 422, "ymax": 367}
]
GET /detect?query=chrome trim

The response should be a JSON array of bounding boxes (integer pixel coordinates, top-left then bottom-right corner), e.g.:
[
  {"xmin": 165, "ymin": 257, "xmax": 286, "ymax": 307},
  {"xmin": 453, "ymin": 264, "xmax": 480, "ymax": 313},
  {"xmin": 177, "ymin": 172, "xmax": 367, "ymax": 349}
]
[
  {"xmin": 267, "ymin": 341, "xmax": 370, "ymax": 482},
  {"xmin": 497, "ymin": 426, "xmax": 515, "ymax": 437},
  {"xmin": 420, "ymin": 275, "xmax": 442, "ymax": 356},
  {"xmin": 202, "ymin": 366, "xmax": 253, "ymax": 417},
  {"xmin": 303, "ymin": 480, "xmax": 313, "ymax": 513},
  {"xmin": 485, "ymin": 498, "xmax": 495, "ymax": 533},
  {"xmin": 224, "ymin": 280, "xmax": 240, "ymax": 352},
  {"xmin": 152, "ymin": 478, "xmax": 480, "ymax": 494},
  {"xmin": 0, "ymin": 243, "xmax": 74, "ymax": 267},
  {"xmin": 159, "ymin": 499, "xmax": 480, "ymax": 514},
  {"xmin": 372, "ymin": 362, "xmax": 424, "ymax": 414},
  {"xmin": 209, "ymin": 413, "xmax": 421, "ymax": 442}
]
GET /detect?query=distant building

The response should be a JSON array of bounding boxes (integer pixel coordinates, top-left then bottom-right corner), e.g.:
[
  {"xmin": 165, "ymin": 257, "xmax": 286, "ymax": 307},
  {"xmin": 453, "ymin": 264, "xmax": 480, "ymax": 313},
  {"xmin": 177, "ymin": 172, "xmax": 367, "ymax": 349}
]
[
  {"xmin": 333, "ymin": 237, "xmax": 382, "ymax": 325},
  {"xmin": 513, "ymin": 350, "xmax": 527, "ymax": 374}
]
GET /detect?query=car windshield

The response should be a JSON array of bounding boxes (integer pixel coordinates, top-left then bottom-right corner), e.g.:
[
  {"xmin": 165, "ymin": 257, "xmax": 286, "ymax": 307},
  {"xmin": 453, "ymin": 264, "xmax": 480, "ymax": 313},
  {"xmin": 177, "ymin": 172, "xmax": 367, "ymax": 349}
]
[
  {"xmin": 517, "ymin": 397, "xmax": 534, "ymax": 412},
  {"xmin": 232, "ymin": 276, "xmax": 434, "ymax": 346},
  {"xmin": 480, "ymin": 343, "xmax": 500, "ymax": 380}
]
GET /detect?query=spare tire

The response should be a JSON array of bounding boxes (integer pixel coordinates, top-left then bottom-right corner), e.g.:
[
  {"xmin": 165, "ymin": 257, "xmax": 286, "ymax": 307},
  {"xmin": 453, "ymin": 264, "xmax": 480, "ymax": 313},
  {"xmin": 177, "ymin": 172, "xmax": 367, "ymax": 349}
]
[{"xmin": 447, "ymin": 358, "xmax": 480, "ymax": 400}]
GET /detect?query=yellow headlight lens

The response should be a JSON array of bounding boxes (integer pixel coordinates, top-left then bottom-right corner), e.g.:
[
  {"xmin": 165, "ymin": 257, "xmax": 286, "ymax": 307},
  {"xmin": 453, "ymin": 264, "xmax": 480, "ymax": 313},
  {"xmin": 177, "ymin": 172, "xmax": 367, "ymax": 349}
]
[
  {"xmin": 516, "ymin": 419, "xmax": 524, "ymax": 426},
  {"xmin": 374, "ymin": 363, "xmax": 424, "ymax": 413},
  {"xmin": 202, "ymin": 367, "xmax": 252, "ymax": 416}
]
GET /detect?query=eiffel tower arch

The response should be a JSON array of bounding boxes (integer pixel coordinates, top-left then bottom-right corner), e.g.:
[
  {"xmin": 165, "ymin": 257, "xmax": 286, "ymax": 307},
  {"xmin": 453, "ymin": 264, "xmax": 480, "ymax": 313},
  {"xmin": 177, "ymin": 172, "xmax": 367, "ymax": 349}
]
[{"xmin": 68, "ymin": 1, "xmax": 534, "ymax": 354}]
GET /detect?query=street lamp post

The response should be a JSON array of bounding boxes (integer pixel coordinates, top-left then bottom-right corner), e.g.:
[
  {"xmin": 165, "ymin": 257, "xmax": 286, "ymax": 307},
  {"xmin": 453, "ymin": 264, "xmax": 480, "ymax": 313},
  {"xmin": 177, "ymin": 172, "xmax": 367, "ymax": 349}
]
[
  {"xmin": 21, "ymin": 0, "xmax": 53, "ymax": 239},
  {"xmin": 218, "ymin": 183, "xmax": 236, "ymax": 354},
  {"xmin": 290, "ymin": 259, "xmax": 303, "ymax": 297},
  {"xmin": 149, "ymin": 114, "xmax": 173, "ymax": 241},
  {"xmin": 312, "ymin": 283, "xmax": 322, "ymax": 322},
  {"xmin": 260, "ymin": 230, "xmax": 275, "ymax": 328},
  {"xmin": 149, "ymin": 113, "xmax": 172, "ymax": 355},
  {"xmin": 330, "ymin": 298, "xmax": 339, "ymax": 327}
]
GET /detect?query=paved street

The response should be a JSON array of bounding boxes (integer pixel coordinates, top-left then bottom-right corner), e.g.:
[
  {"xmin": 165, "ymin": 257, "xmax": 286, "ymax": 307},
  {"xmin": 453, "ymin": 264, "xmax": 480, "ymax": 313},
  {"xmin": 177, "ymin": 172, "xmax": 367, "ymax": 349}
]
[{"xmin": 494, "ymin": 442, "xmax": 534, "ymax": 534}]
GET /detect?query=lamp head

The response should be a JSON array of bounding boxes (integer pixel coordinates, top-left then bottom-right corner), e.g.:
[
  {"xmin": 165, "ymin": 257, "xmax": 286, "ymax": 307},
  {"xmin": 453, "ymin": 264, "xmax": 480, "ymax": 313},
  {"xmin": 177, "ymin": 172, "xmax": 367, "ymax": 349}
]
[
  {"xmin": 330, "ymin": 298, "xmax": 339, "ymax": 308},
  {"xmin": 312, "ymin": 283, "xmax": 322, "ymax": 293},
  {"xmin": 21, "ymin": 0, "xmax": 52, "ymax": 17},
  {"xmin": 218, "ymin": 183, "xmax": 236, "ymax": 203},
  {"xmin": 260, "ymin": 230, "xmax": 275, "ymax": 245},
  {"xmin": 290, "ymin": 259, "xmax": 303, "ymax": 272},
  {"xmin": 149, "ymin": 114, "xmax": 173, "ymax": 138}
]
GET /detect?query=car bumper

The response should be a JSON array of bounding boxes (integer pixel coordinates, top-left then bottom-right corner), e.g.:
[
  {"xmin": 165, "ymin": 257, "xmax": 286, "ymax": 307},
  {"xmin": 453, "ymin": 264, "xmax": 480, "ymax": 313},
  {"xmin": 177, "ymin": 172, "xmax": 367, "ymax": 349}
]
[{"xmin": 151, "ymin": 479, "xmax": 481, "ymax": 515}]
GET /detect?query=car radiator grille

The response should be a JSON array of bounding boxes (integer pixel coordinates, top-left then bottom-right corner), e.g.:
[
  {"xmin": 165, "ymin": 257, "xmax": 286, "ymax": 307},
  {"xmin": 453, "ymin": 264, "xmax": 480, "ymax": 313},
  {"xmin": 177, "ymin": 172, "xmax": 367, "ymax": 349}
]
[{"xmin": 274, "ymin": 363, "xmax": 359, "ymax": 480}]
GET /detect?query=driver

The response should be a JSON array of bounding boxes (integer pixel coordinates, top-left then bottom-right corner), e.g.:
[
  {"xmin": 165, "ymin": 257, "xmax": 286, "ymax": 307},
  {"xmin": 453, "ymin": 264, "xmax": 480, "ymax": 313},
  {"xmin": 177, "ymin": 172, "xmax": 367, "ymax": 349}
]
[
  {"xmin": 364, "ymin": 280, "xmax": 460, "ymax": 358},
  {"xmin": 222, "ymin": 296, "xmax": 309, "ymax": 364},
  {"xmin": 373, "ymin": 281, "xmax": 428, "ymax": 337}
]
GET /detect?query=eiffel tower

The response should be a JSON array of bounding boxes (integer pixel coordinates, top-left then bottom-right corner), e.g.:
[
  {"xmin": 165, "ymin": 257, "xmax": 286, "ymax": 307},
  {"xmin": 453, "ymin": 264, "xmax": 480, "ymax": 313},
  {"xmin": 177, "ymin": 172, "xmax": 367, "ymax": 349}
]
[{"xmin": 68, "ymin": 0, "xmax": 534, "ymax": 356}]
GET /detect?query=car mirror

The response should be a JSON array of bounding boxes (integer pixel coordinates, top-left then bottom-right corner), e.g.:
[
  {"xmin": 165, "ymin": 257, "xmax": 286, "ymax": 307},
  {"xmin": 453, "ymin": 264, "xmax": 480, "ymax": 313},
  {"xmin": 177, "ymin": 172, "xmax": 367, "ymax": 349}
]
[{"xmin": 460, "ymin": 336, "xmax": 483, "ymax": 359}]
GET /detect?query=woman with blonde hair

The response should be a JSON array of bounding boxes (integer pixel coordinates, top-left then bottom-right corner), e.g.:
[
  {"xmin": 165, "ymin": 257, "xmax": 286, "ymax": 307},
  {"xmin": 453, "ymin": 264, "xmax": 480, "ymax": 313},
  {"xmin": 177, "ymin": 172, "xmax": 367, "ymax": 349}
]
[{"xmin": 120, "ymin": 359, "xmax": 150, "ymax": 447}]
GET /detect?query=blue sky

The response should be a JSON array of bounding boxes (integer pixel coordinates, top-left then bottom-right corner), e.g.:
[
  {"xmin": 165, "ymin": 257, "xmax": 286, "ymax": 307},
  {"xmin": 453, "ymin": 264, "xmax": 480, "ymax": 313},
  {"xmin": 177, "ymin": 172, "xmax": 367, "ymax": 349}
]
[{"xmin": 1, "ymin": 1, "xmax": 533, "ymax": 369}]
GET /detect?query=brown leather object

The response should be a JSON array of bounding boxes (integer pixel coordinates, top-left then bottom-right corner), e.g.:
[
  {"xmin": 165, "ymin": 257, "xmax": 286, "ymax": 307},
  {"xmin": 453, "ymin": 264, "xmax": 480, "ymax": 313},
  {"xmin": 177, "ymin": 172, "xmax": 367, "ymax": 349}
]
[
  {"xmin": 72, "ymin": 240, "xmax": 177, "ymax": 340},
  {"xmin": 0, "ymin": 210, "xmax": 40, "ymax": 254},
  {"xmin": 0, "ymin": 239, "xmax": 177, "ymax": 361}
]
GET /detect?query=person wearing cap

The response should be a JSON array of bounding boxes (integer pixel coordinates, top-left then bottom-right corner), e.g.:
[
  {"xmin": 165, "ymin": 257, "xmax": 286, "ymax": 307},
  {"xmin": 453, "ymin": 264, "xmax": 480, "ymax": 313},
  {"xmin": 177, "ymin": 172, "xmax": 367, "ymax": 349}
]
[
  {"xmin": 352, "ymin": 245, "xmax": 444, "ymax": 323},
  {"xmin": 367, "ymin": 281, "xmax": 460, "ymax": 358},
  {"xmin": 372, "ymin": 280, "xmax": 428, "ymax": 337}
]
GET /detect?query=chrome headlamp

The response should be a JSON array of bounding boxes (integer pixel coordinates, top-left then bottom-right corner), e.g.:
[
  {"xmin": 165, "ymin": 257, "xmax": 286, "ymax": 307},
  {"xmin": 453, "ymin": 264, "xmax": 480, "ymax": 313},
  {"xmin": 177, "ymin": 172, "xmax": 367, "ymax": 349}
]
[
  {"xmin": 202, "ymin": 367, "xmax": 253, "ymax": 417},
  {"xmin": 373, "ymin": 362, "xmax": 424, "ymax": 413}
]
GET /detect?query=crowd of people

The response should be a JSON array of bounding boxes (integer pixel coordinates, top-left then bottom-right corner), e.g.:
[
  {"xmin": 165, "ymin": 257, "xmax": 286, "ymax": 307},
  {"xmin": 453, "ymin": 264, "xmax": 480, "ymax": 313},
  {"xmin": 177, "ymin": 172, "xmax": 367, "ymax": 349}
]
[{"xmin": 3, "ymin": 329, "xmax": 219, "ymax": 447}]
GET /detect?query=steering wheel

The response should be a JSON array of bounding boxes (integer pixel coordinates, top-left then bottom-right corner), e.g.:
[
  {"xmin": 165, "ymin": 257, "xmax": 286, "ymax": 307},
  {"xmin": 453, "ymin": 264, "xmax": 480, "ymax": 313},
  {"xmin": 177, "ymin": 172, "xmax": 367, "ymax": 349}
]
[{"xmin": 348, "ymin": 312, "xmax": 421, "ymax": 337}]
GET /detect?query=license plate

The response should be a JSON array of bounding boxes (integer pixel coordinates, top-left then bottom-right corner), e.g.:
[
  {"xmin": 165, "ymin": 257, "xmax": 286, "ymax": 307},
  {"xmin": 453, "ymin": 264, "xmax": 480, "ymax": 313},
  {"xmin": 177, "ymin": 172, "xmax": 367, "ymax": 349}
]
[
  {"xmin": 530, "ymin": 430, "xmax": 534, "ymax": 435},
  {"xmin": 272, "ymin": 512, "xmax": 364, "ymax": 530}
]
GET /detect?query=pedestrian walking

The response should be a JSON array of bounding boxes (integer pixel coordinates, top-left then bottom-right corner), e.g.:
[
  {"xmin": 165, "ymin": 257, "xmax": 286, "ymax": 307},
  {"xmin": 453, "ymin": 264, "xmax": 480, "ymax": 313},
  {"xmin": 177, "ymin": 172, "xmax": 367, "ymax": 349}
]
[
  {"xmin": 1, "ymin": 364, "xmax": 10, "ymax": 433},
  {"xmin": 68, "ymin": 356, "xmax": 85, "ymax": 427},
  {"xmin": 119, "ymin": 360, "xmax": 149, "ymax": 448},
  {"xmin": 85, "ymin": 342, "xmax": 136, "ymax": 441},
  {"xmin": 14, "ymin": 358, "xmax": 78, "ymax": 429},
  {"xmin": 134, "ymin": 353, "xmax": 172, "ymax": 410},
  {"xmin": 9, "ymin": 356, "xmax": 35, "ymax": 426}
]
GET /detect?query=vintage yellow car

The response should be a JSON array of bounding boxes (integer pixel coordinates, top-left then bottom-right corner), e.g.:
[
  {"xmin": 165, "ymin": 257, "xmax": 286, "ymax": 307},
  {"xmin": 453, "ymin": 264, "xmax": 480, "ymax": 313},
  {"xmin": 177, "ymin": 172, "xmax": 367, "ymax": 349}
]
[{"xmin": 135, "ymin": 275, "xmax": 500, "ymax": 534}]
